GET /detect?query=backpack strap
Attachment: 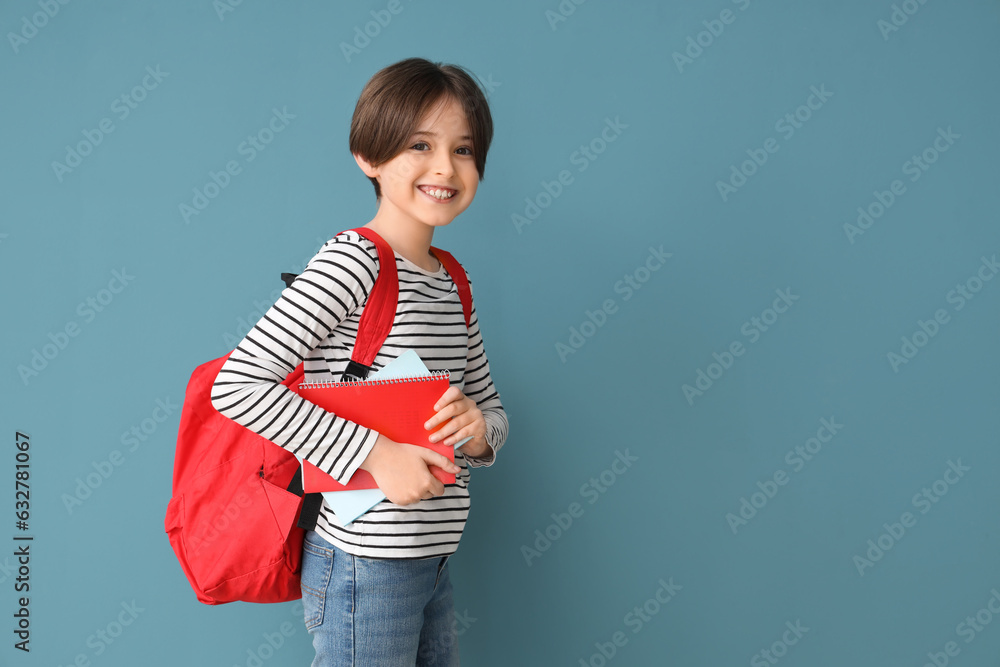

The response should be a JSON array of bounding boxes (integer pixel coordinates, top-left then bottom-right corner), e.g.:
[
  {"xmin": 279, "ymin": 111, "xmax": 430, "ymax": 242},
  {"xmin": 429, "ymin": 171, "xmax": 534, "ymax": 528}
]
[
  {"xmin": 343, "ymin": 227, "xmax": 398, "ymax": 380},
  {"xmin": 430, "ymin": 246, "xmax": 472, "ymax": 327}
]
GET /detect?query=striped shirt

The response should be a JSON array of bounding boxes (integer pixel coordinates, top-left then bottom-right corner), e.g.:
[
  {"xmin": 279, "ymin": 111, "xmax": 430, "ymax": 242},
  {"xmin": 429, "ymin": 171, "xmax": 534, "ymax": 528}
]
[{"xmin": 210, "ymin": 229, "xmax": 508, "ymax": 559}]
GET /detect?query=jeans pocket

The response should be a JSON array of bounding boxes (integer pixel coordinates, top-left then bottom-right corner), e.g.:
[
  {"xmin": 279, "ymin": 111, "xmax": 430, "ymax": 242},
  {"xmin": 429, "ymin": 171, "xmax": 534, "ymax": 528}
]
[{"xmin": 301, "ymin": 532, "xmax": 334, "ymax": 631}]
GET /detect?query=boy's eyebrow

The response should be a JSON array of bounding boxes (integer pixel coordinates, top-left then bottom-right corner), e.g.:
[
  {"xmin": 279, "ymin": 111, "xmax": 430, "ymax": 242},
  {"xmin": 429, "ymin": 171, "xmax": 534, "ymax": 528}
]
[{"xmin": 412, "ymin": 130, "xmax": 473, "ymax": 141}]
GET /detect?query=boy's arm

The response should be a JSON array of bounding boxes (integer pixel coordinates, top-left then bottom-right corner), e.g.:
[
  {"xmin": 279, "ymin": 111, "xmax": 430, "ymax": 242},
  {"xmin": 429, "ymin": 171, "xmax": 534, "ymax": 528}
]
[
  {"xmin": 456, "ymin": 273, "xmax": 508, "ymax": 468},
  {"xmin": 209, "ymin": 233, "xmax": 382, "ymax": 486}
]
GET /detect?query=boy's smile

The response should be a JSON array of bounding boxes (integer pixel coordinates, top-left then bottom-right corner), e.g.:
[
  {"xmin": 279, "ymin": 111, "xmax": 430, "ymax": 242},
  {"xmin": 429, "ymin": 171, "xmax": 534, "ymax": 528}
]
[
  {"xmin": 355, "ymin": 95, "xmax": 479, "ymax": 232},
  {"xmin": 416, "ymin": 185, "xmax": 457, "ymax": 201}
]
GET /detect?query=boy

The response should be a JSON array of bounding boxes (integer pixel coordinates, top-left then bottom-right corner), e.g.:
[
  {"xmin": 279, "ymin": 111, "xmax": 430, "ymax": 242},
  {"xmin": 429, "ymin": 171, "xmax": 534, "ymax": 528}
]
[{"xmin": 210, "ymin": 57, "xmax": 508, "ymax": 666}]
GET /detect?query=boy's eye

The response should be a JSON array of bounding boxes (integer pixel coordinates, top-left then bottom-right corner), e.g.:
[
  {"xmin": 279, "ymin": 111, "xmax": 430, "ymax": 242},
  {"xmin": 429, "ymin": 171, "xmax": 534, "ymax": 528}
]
[{"xmin": 410, "ymin": 142, "xmax": 474, "ymax": 156}]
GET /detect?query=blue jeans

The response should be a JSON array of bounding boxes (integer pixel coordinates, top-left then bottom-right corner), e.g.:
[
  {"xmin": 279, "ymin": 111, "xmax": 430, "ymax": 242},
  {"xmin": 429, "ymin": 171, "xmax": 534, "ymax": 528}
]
[{"xmin": 300, "ymin": 530, "xmax": 460, "ymax": 667}]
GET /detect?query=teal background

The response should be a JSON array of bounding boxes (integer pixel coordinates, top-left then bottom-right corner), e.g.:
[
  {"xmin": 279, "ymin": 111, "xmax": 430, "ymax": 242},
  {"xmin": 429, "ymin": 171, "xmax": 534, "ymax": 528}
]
[{"xmin": 2, "ymin": 0, "xmax": 1000, "ymax": 665}]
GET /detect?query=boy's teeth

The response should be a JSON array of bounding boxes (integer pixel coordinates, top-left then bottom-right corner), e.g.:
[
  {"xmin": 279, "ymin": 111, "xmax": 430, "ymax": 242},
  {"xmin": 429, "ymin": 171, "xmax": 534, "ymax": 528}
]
[{"xmin": 422, "ymin": 187, "xmax": 454, "ymax": 199}]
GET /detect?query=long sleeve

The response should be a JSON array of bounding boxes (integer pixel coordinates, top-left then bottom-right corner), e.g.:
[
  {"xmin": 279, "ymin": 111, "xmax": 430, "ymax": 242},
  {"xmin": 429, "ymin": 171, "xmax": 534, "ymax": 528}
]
[
  {"xmin": 457, "ymin": 274, "xmax": 509, "ymax": 468},
  {"xmin": 210, "ymin": 234, "xmax": 381, "ymax": 485}
]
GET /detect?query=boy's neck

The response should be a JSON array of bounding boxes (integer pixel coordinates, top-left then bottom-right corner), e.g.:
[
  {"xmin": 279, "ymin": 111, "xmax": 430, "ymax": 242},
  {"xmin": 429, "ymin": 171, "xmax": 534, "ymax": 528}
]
[{"xmin": 362, "ymin": 216, "xmax": 440, "ymax": 273}]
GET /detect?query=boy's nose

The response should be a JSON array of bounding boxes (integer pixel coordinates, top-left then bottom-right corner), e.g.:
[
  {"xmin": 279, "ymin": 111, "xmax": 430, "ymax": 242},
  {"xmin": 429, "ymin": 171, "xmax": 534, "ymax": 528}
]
[{"xmin": 430, "ymin": 152, "xmax": 456, "ymax": 176}]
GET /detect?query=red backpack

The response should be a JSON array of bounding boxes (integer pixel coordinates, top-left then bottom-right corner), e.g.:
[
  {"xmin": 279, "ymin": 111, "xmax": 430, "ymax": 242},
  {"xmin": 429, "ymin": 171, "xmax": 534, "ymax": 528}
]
[{"xmin": 164, "ymin": 227, "xmax": 472, "ymax": 605}]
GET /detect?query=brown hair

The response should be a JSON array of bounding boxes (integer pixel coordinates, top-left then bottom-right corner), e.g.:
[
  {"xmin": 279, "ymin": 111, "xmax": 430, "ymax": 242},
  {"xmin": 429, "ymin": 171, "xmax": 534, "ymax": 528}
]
[{"xmin": 349, "ymin": 57, "xmax": 494, "ymax": 200}]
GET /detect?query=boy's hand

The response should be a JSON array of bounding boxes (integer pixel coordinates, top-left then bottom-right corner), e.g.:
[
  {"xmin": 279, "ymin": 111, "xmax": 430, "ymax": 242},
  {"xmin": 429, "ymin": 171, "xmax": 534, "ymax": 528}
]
[
  {"xmin": 425, "ymin": 387, "xmax": 491, "ymax": 459},
  {"xmin": 359, "ymin": 434, "xmax": 461, "ymax": 506}
]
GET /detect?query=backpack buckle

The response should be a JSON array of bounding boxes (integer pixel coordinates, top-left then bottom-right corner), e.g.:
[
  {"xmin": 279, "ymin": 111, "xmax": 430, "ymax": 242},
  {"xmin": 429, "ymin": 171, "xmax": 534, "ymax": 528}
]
[{"xmin": 342, "ymin": 360, "xmax": 371, "ymax": 382}]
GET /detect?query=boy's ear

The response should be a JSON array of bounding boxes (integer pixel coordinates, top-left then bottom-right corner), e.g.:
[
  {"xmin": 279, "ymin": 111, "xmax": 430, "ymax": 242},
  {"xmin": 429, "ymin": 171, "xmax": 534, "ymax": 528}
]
[{"xmin": 353, "ymin": 153, "xmax": 378, "ymax": 178}]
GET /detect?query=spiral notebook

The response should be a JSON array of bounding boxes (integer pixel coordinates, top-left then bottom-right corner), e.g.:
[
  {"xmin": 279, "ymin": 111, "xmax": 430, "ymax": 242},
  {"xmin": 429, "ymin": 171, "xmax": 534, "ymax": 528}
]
[
  {"xmin": 294, "ymin": 350, "xmax": 469, "ymax": 525},
  {"xmin": 297, "ymin": 355, "xmax": 457, "ymax": 493}
]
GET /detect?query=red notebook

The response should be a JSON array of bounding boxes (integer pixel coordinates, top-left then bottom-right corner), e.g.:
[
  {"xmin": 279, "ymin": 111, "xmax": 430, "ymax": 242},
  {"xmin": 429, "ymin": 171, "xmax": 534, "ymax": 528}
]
[{"xmin": 295, "ymin": 371, "xmax": 455, "ymax": 492}]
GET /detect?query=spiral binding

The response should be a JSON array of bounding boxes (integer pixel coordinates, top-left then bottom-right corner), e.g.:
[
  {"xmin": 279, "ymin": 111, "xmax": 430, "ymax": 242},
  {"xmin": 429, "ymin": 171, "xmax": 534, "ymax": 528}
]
[{"xmin": 298, "ymin": 369, "xmax": 451, "ymax": 390}]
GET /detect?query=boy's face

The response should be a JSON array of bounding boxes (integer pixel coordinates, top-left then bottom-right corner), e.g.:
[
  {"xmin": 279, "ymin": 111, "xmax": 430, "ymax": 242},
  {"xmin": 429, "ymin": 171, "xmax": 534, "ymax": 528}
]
[{"xmin": 355, "ymin": 95, "xmax": 479, "ymax": 231}]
